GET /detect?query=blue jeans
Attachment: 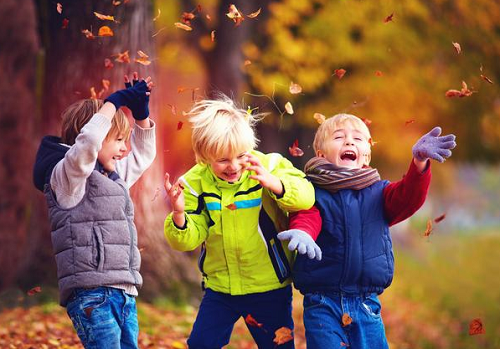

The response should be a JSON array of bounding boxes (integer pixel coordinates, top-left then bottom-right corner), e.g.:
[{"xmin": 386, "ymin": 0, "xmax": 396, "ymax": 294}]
[
  {"xmin": 66, "ymin": 287, "xmax": 139, "ymax": 349},
  {"xmin": 188, "ymin": 286, "xmax": 294, "ymax": 349},
  {"xmin": 303, "ymin": 292, "xmax": 389, "ymax": 349}
]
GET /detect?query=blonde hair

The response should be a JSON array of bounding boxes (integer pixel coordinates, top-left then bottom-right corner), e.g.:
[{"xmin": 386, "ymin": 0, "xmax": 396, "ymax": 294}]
[
  {"xmin": 60, "ymin": 99, "xmax": 131, "ymax": 145},
  {"xmin": 187, "ymin": 95, "xmax": 260, "ymax": 164},
  {"xmin": 313, "ymin": 113, "xmax": 372, "ymax": 166}
]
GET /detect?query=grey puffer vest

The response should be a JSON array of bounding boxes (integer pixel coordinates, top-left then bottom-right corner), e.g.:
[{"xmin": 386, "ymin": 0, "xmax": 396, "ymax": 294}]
[{"xmin": 45, "ymin": 171, "xmax": 142, "ymax": 306}]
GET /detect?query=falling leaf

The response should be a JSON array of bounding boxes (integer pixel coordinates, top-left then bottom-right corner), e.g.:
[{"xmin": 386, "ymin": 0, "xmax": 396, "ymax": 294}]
[
  {"xmin": 153, "ymin": 8, "xmax": 161, "ymax": 21},
  {"xmin": 434, "ymin": 213, "xmax": 446, "ymax": 223},
  {"xmin": 289, "ymin": 139, "xmax": 304, "ymax": 157},
  {"xmin": 206, "ymin": 14, "xmax": 212, "ymax": 21},
  {"xmin": 27, "ymin": 286, "xmax": 42, "ymax": 296},
  {"xmin": 168, "ymin": 104, "xmax": 177, "ymax": 116},
  {"xmin": 289, "ymin": 82, "xmax": 302, "ymax": 94},
  {"xmin": 362, "ymin": 118, "xmax": 372, "ymax": 126},
  {"xmin": 177, "ymin": 121, "xmax": 183, "ymax": 130},
  {"xmin": 226, "ymin": 203, "xmax": 237, "ymax": 210},
  {"xmin": 452, "ymin": 42, "xmax": 461, "ymax": 54},
  {"xmin": 424, "ymin": 219, "xmax": 433, "ymax": 237},
  {"xmin": 342, "ymin": 313, "xmax": 352, "ymax": 327},
  {"xmin": 480, "ymin": 74, "xmax": 494, "ymax": 84},
  {"xmin": 94, "ymin": 12, "xmax": 115, "ymax": 21},
  {"xmin": 334, "ymin": 69, "xmax": 346, "ymax": 80},
  {"xmin": 81, "ymin": 29, "xmax": 95, "ymax": 39},
  {"xmin": 196, "ymin": 4, "xmax": 203, "ymax": 13},
  {"xmin": 175, "ymin": 22, "xmax": 193, "ymax": 31},
  {"xmin": 135, "ymin": 50, "xmax": 151, "ymax": 65},
  {"xmin": 284, "ymin": 102, "xmax": 294, "ymax": 115},
  {"xmin": 101, "ymin": 79, "xmax": 110, "ymax": 91},
  {"xmin": 405, "ymin": 119, "xmax": 415, "ymax": 126},
  {"xmin": 247, "ymin": 8, "xmax": 262, "ymax": 19},
  {"xmin": 104, "ymin": 58, "xmax": 114, "ymax": 69},
  {"xmin": 181, "ymin": 12, "xmax": 195, "ymax": 25},
  {"xmin": 226, "ymin": 4, "xmax": 244, "ymax": 26},
  {"xmin": 384, "ymin": 12, "xmax": 394, "ymax": 23},
  {"xmin": 313, "ymin": 113, "xmax": 326, "ymax": 124},
  {"xmin": 98, "ymin": 25, "xmax": 114, "ymax": 37},
  {"xmin": 244, "ymin": 60, "xmax": 252, "ymax": 66},
  {"xmin": 375, "ymin": 70, "xmax": 383, "ymax": 77},
  {"xmin": 469, "ymin": 318, "xmax": 485, "ymax": 335},
  {"xmin": 273, "ymin": 327, "xmax": 293, "ymax": 345},
  {"xmin": 152, "ymin": 27, "xmax": 167, "ymax": 38},
  {"xmin": 112, "ymin": 0, "xmax": 121, "ymax": 6},
  {"xmin": 61, "ymin": 18, "xmax": 69, "ymax": 29},
  {"xmin": 211, "ymin": 30, "xmax": 216, "ymax": 42},
  {"xmin": 245, "ymin": 314, "xmax": 264, "ymax": 328},
  {"xmin": 445, "ymin": 81, "xmax": 474, "ymax": 98},
  {"xmin": 115, "ymin": 50, "xmax": 130, "ymax": 63},
  {"xmin": 56, "ymin": 3, "xmax": 62, "ymax": 14}
]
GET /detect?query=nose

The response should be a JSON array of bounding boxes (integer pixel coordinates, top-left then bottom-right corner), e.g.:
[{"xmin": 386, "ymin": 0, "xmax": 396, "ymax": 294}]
[{"xmin": 120, "ymin": 142, "xmax": 128, "ymax": 152}]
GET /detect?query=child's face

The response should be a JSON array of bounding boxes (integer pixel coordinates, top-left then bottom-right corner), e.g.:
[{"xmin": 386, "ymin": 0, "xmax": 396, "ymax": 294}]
[
  {"xmin": 209, "ymin": 151, "xmax": 249, "ymax": 183},
  {"xmin": 98, "ymin": 133, "xmax": 128, "ymax": 172},
  {"xmin": 317, "ymin": 125, "xmax": 370, "ymax": 169}
]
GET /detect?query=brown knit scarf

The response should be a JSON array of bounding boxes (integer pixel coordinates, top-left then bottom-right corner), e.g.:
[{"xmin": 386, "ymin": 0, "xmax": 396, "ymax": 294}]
[{"xmin": 304, "ymin": 157, "xmax": 381, "ymax": 194}]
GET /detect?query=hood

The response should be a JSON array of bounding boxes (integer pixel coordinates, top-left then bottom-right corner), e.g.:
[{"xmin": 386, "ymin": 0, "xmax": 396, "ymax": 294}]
[{"xmin": 33, "ymin": 136, "xmax": 69, "ymax": 192}]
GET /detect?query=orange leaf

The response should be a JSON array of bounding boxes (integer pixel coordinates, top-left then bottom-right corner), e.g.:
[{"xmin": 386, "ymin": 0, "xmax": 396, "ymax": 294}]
[
  {"xmin": 181, "ymin": 12, "xmax": 195, "ymax": 25},
  {"xmin": 226, "ymin": 203, "xmax": 237, "ymax": 210},
  {"xmin": 175, "ymin": 22, "xmax": 193, "ymax": 31},
  {"xmin": 452, "ymin": 42, "xmax": 461, "ymax": 54},
  {"xmin": 424, "ymin": 219, "xmax": 433, "ymax": 237},
  {"xmin": 168, "ymin": 104, "xmax": 177, "ymax": 116},
  {"xmin": 98, "ymin": 25, "xmax": 114, "ymax": 37},
  {"xmin": 211, "ymin": 30, "xmax": 216, "ymax": 42},
  {"xmin": 101, "ymin": 79, "xmax": 110, "ymax": 91},
  {"xmin": 90, "ymin": 87, "xmax": 97, "ymax": 99},
  {"xmin": 61, "ymin": 18, "xmax": 69, "ymax": 29},
  {"xmin": 245, "ymin": 314, "xmax": 264, "ymax": 328},
  {"xmin": 445, "ymin": 81, "xmax": 474, "ymax": 98},
  {"xmin": 469, "ymin": 318, "xmax": 485, "ymax": 335},
  {"xmin": 362, "ymin": 118, "xmax": 372, "ymax": 126},
  {"xmin": 104, "ymin": 58, "xmax": 114, "ymax": 69},
  {"xmin": 94, "ymin": 12, "xmax": 115, "ymax": 21},
  {"xmin": 289, "ymin": 82, "xmax": 302, "ymax": 94},
  {"xmin": 342, "ymin": 313, "xmax": 353, "ymax": 327},
  {"xmin": 434, "ymin": 213, "xmax": 446, "ymax": 223},
  {"xmin": 284, "ymin": 102, "xmax": 294, "ymax": 115},
  {"xmin": 405, "ymin": 119, "xmax": 415, "ymax": 126},
  {"xmin": 273, "ymin": 327, "xmax": 293, "ymax": 345},
  {"xmin": 81, "ymin": 29, "xmax": 95, "ymax": 39},
  {"xmin": 112, "ymin": 0, "xmax": 121, "ymax": 6},
  {"xmin": 480, "ymin": 74, "xmax": 494, "ymax": 84},
  {"xmin": 313, "ymin": 113, "xmax": 326, "ymax": 124},
  {"xmin": 384, "ymin": 12, "xmax": 394, "ymax": 23},
  {"xmin": 244, "ymin": 60, "xmax": 252, "ymax": 66},
  {"xmin": 247, "ymin": 8, "xmax": 262, "ymax": 19},
  {"xmin": 206, "ymin": 14, "xmax": 212, "ymax": 21},
  {"xmin": 226, "ymin": 4, "xmax": 244, "ymax": 26},
  {"xmin": 153, "ymin": 8, "xmax": 161, "ymax": 22},
  {"xmin": 56, "ymin": 3, "xmax": 62, "ymax": 14},
  {"xmin": 27, "ymin": 286, "xmax": 42, "ymax": 296},
  {"xmin": 177, "ymin": 121, "xmax": 183, "ymax": 130},
  {"xmin": 375, "ymin": 70, "xmax": 383, "ymax": 77},
  {"xmin": 334, "ymin": 69, "xmax": 346, "ymax": 80},
  {"xmin": 289, "ymin": 139, "xmax": 304, "ymax": 157},
  {"xmin": 115, "ymin": 50, "xmax": 130, "ymax": 63}
]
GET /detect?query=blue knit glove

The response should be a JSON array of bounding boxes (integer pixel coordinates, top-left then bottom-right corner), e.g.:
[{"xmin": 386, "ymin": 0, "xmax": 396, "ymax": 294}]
[
  {"xmin": 277, "ymin": 229, "xmax": 322, "ymax": 261},
  {"xmin": 105, "ymin": 80, "xmax": 150, "ymax": 120},
  {"xmin": 412, "ymin": 127, "xmax": 456, "ymax": 163}
]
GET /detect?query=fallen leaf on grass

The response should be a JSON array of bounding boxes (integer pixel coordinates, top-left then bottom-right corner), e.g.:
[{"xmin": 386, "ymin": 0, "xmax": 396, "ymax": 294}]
[
  {"xmin": 469, "ymin": 318, "xmax": 485, "ymax": 335},
  {"xmin": 384, "ymin": 13, "xmax": 394, "ymax": 23}
]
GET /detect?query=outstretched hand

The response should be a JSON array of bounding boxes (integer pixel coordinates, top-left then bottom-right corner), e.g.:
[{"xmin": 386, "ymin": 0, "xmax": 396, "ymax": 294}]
[
  {"xmin": 245, "ymin": 153, "xmax": 284, "ymax": 196},
  {"xmin": 277, "ymin": 229, "xmax": 322, "ymax": 261},
  {"xmin": 164, "ymin": 172, "xmax": 186, "ymax": 227},
  {"xmin": 412, "ymin": 127, "xmax": 456, "ymax": 163}
]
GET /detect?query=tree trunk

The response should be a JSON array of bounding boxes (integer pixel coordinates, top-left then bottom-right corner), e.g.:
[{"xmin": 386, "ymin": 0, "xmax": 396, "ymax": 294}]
[{"xmin": 0, "ymin": 0, "xmax": 40, "ymax": 290}]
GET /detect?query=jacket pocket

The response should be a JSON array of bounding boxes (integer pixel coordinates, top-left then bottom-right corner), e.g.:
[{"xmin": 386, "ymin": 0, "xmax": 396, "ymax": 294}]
[{"xmin": 92, "ymin": 224, "xmax": 105, "ymax": 272}]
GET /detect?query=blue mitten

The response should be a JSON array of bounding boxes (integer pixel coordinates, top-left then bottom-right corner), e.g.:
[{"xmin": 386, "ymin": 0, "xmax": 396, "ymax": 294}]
[
  {"xmin": 412, "ymin": 127, "xmax": 456, "ymax": 162},
  {"xmin": 277, "ymin": 229, "xmax": 322, "ymax": 261},
  {"xmin": 105, "ymin": 80, "xmax": 150, "ymax": 120}
]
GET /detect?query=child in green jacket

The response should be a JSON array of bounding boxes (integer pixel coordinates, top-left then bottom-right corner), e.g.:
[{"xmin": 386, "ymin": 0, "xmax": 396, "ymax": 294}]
[{"xmin": 163, "ymin": 94, "xmax": 319, "ymax": 348}]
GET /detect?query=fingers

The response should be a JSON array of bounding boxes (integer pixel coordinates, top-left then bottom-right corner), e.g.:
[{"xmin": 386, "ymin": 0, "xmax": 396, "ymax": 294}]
[
  {"xmin": 297, "ymin": 242, "xmax": 307, "ymax": 255},
  {"xmin": 132, "ymin": 71, "xmax": 139, "ymax": 85},
  {"xmin": 164, "ymin": 172, "xmax": 172, "ymax": 191},
  {"xmin": 124, "ymin": 75, "xmax": 132, "ymax": 88},
  {"xmin": 428, "ymin": 126, "xmax": 442, "ymax": 137},
  {"xmin": 437, "ymin": 148, "xmax": 452, "ymax": 158},
  {"xmin": 440, "ymin": 140, "xmax": 457, "ymax": 150},
  {"xmin": 277, "ymin": 231, "xmax": 292, "ymax": 241},
  {"xmin": 429, "ymin": 152, "xmax": 445, "ymax": 163},
  {"xmin": 306, "ymin": 245, "xmax": 316, "ymax": 260},
  {"xmin": 314, "ymin": 245, "xmax": 322, "ymax": 261}
]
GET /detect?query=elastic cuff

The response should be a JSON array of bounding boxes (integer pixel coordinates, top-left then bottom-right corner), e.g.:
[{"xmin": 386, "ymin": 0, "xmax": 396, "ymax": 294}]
[{"xmin": 133, "ymin": 119, "xmax": 156, "ymax": 141}]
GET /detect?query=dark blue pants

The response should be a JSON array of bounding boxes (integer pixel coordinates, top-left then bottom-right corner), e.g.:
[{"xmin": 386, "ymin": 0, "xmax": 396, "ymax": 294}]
[{"xmin": 187, "ymin": 286, "xmax": 294, "ymax": 349}]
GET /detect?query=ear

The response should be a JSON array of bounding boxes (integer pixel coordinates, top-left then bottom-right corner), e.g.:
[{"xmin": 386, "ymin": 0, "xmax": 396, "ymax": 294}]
[{"xmin": 316, "ymin": 149, "xmax": 325, "ymax": 158}]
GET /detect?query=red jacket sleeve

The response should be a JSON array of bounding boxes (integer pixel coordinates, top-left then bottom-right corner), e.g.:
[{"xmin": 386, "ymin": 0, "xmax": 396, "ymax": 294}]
[
  {"xmin": 289, "ymin": 206, "xmax": 322, "ymax": 240},
  {"xmin": 383, "ymin": 160, "xmax": 432, "ymax": 226}
]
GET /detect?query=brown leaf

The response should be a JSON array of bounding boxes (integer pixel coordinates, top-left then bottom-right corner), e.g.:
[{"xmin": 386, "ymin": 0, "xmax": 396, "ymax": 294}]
[
  {"xmin": 384, "ymin": 12, "xmax": 394, "ymax": 23},
  {"xmin": 452, "ymin": 42, "xmax": 461, "ymax": 54},
  {"xmin": 226, "ymin": 4, "xmax": 244, "ymax": 26},
  {"xmin": 480, "ymin": 74, "xmax": 494, "ymax": 84},
  {"xmin": 27, "ymin": 286, "xmax": 42, "ymax": 296},
  {"xmin": 469, "ymin": 318, "xmax": 485, "ymax": 335},
  {"xmin": 284, "ymin": 102, "xmax": 294, "ymax": 115},
  {"xmin": 174, "ymin": 22, "xmax": 193, "ymax": 31},
  {"xmin": 226, "ymin": 203, "xmax": 237, "ymax": 210},
  {"xmin": 341, "ymin": 313, "xmax": 352, "ymax": 327},
  {"xmin": 289, "ymin": 139, "xmax": 304, "ymax": 157},
  {"xmin": 273, "ymin": 327, "xmax": 293, "ymax": 345},
  {"xmin": 434, "ymin": 213, "xmax": 446, "ymax": 223},
  {"xmin": 84, "ymin": 307, "xmax": 94, "ymax": 318},
  {"xmin": 94, "ymin": 12, "xmax": 115, "ymax": 21},
  {"xmin": 313, "ymin": 113, "xmax": 326, "ymax": 124},
  {"xmin": 247, "ymin": 8, "xmax": 262, "ymax": 19},
  {"xmin": 289, "ymin": 82, "xmax": 302, "ymax": 94},
  {"xmin": 334, "ymin": 69, "xmax": 346, "ymax": 80},
  {"xmin": 177, "ymin": 121, "xmax": 183, "ymax": 130},
  {"xmin": 424, "ymin": 219, "xmax": 433, "ymax": 237},
  {"xmin": 98, "ymin": 25, "xmax": 114, "ymax": 37}
]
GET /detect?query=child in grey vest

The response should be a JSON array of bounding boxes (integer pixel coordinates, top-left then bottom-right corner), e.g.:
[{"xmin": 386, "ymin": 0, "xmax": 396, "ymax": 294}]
[{"xmin": 33, "ymin": 73, "xmax": 156, "ymax": 349}]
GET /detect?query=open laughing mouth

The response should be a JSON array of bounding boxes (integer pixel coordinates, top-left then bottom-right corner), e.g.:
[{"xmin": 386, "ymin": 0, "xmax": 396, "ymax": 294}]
[{"xmin": 340, "ymin": 151, "xmax": 357, "ymax": 161}]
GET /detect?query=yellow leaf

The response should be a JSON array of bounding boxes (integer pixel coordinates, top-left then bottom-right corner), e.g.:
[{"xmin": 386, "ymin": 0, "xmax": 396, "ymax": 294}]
[
  {"xmin": 94, "ymin": 12, "xmax": 115, "ymax": 21},
  {"xmin": 284, "ymin": 102, "xmax": 294, "ymax": 115},
  {"xmin": 174, "ymin": 22, "xmax": 193, "ymax": 31}
]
